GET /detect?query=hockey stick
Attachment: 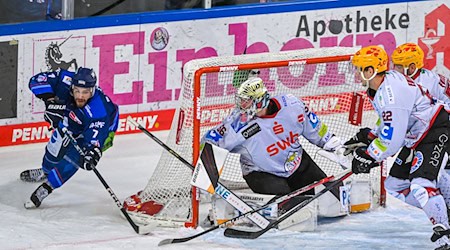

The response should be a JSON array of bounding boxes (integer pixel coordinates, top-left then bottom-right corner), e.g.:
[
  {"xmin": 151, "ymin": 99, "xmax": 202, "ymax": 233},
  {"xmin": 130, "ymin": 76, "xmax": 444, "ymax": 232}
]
[
  {"xmin": 61, "ymin": 127, "xmax": 153, "ymax": 235},
  {"xmin": 315, "ymin": 147, "xmax": 351, "ymax": 170},
  {"xmin": 223, "ymin": 170, "xmax": 353, "ymax": 239},
  {"xmin": 127, "ymin": 116, "xmax": 271, "ymax": 229},
  {"xmin": 158, "ymin": 174, "xmax": 335, "ymax": 246}
]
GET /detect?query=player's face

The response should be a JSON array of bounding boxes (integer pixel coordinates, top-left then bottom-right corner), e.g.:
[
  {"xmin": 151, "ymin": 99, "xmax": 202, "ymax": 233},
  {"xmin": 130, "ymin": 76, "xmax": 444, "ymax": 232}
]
[
  {"xmin": 355, "ymin": 66, "xmax": 375, "ymax": 87},
  {"xmin": 239, "ymin": 97, "xmax": 253, "ymax": 111},
  {"xmin": 72, "ymin": 86, "xmax": 93, "ymax": 108}
]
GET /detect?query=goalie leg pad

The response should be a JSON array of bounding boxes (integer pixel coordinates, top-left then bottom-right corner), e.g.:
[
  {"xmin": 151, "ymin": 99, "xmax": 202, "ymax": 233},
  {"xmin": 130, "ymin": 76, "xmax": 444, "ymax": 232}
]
[
  {"xmin": 349, "ymin": 178, "xmax": 372, "ymax": 213},
  {"xmin": 316, "ymin": 179, "xmax": 350, "ymax": 217},
  {"xmin": 278, "ymin": 196, "xmax": 318, "ymax": 232},
  {"xmin": 210, "ymin": 190, "xmax": 318, "ymax": 231}
]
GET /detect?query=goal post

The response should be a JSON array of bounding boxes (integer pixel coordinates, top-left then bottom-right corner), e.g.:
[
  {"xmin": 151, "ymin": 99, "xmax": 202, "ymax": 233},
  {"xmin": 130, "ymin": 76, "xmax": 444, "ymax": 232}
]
[{"xmin": 125, "ymin": 47, "xmax": 386, "ymax": 228}]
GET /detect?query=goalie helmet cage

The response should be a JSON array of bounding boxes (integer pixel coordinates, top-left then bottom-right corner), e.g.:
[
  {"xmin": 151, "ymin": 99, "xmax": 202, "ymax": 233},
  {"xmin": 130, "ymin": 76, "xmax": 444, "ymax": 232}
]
[{"xmin": 130, "ymin": 47, "xmax": 386, "ymax": 228}]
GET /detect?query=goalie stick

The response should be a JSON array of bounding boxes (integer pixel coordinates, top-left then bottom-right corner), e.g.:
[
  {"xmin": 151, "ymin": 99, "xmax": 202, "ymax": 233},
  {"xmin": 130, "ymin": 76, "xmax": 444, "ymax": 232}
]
[
  {"xmin": 223, "ymin": 170, "xmax": 353, "ymax": 239},
  {"xmin": 127, "ymin": 116, "xmax": 271, "ymax": 229},
  {"xmin": 158, "ymin": 174, "xmax": 335, "ymax": 246},
  {"xmin": 61, "ymin": 127, "xmax": 153, "ymax": 235}
]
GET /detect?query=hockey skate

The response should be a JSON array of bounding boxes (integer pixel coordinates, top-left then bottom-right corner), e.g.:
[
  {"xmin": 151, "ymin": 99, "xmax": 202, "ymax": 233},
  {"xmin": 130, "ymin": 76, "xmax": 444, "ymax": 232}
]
[
  {"xmin": 24, "ymin": 182, "xmax": 53, "ymax": 209},
  {"xmin": 432, "ymin": 224, "xmax": 450, "ymax": 250},
  {"xmin": 20, "ymin": 168, "xmax": 47, "ymax": 182}
]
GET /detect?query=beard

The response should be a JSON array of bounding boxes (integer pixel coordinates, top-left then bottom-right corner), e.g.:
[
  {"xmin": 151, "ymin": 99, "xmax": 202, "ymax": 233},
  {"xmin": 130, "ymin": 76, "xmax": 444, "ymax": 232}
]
[{"xmin": 75, "ymin": 99, "xmax": 87, "ymax": 108}]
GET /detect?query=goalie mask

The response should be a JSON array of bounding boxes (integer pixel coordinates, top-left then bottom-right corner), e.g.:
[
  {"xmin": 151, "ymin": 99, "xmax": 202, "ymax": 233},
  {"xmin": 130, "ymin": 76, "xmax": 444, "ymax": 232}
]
[
  {"xmin": 391, "ymin": 43, "xmax": 424, "ymax": 77},
  {"xmin": 352, "ymin": 46, "xmax": 388, "ymax": 86},
  {"xmin": 235, "ymin": 77, "xmax": 270, "ymax": 120}
]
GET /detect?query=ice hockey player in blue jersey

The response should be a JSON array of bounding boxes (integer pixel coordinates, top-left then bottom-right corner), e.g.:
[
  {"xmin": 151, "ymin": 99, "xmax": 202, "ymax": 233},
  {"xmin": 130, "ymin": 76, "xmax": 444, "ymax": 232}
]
[
  {"xmin": 202, "ymin": 77, "xmax": 343, "ymax": 196},
  {"xmin": 23, "ymin": 67, "xmax": 119, "ymax": 209}
]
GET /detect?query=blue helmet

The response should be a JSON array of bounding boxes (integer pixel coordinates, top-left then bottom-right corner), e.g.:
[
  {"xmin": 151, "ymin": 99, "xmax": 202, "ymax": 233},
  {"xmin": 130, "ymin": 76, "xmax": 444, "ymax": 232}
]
[{"xmin": 72, "ymin": 67, "xmax": 97, "ymax": 88}]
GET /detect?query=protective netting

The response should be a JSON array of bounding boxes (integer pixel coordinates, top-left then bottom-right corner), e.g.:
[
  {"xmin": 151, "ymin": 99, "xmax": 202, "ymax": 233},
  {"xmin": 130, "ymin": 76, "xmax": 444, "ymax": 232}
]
[{"xmin": 131, "ymin": 47, "xmax": 384, "ymax": 227}]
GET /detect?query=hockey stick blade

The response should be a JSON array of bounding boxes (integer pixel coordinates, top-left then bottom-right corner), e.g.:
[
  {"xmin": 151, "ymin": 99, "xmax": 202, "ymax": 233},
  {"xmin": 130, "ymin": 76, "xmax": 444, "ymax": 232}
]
[
  {"xmin": 224, "ymin": 170, "xmax": 353, "ymax": 239},
  {"xmin": 61, "ymin": 127, "xmax": 152, "ymax": 235},
  {"xmin": 158, "ymin": 174, "xmax": 335, "ymax": 245}
]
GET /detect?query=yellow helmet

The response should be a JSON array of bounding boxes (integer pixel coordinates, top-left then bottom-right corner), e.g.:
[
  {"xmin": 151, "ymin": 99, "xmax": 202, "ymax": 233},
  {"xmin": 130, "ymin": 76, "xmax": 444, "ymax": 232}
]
[
  {"xmin": 391, "ymin": 43, "xmax": 424, "ymax": 69},
  {"xmin": 352, "ymin": 45, "xmax": 389, "ymax": 73}
]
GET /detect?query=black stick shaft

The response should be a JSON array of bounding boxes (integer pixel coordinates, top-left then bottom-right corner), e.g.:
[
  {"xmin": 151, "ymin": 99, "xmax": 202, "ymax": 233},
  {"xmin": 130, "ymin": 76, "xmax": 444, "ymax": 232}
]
[{"xmin": 61, "ymin": 127, "xmax": 146, "ymax": 234}]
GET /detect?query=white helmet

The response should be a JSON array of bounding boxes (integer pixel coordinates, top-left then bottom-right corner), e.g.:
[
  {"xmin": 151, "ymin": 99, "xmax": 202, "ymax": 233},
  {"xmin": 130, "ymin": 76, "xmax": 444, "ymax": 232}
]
[{"xmin": 235, "ymin": 77, "xmax": 270, "ymax": 120}]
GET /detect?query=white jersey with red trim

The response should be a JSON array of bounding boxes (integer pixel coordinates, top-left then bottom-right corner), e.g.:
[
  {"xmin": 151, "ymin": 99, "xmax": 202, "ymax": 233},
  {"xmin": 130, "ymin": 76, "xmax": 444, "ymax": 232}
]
[
  {"xmin": 414, "ymin": 68, "xmax": 450, "ymax": 105},
  {"xmin": 367, "ymin": 70, "xmax": 446, "ymax": 162},
  {"xmin": 202, "ymin": 94, "xmax": 333, "ymax": 178}
]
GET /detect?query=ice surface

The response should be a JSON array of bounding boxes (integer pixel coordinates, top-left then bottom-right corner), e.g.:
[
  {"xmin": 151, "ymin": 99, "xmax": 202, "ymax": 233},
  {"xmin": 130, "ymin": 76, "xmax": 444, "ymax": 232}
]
[{"xmin": 0, "ymin": 132, "xmax": 435, "ymax": 249}]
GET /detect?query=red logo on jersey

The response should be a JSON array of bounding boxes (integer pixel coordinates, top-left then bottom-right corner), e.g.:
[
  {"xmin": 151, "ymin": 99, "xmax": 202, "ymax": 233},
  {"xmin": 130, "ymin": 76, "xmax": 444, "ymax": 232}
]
[
  {"xmin": 69, "ymin": 111, "xmax": 82, "ymax": 124},
  {"xmin": 272, "ymin": 122, "xmax": 284, "ymax": 135},
  {"xmin": 266, "ymin": 131, "xmax": 299, "ymax": 156},
  {"xmin": 297, "ymin": 114, "xmax": 304, "ymax": 123}
]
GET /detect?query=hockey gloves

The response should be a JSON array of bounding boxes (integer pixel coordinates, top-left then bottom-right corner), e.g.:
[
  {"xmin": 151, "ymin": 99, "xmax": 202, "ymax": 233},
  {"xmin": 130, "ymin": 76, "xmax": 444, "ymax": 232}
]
[
  {"xmin": 343, "ymin": 127, "xmax": 374, "ymax": 156},
  {"xmin": 44, "ymin": 99, "xmax": 66, "ymax": 129},
  {"xmin": 81, "ymin": 147, "xmax": 102, "ymax": 171},
  {"xmin": 323, "ymin": 135, "xmax": 343, "ymax": 152},
  {"xmin": 352, "ymin": 147, "xmax": 378, "ymax": 174}
]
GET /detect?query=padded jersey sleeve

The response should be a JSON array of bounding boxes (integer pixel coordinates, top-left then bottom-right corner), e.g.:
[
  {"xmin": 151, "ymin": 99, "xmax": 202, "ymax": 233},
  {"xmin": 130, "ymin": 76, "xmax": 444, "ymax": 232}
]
[
  {"xmin": 293, "ymin": 96, "xmax": 333, "ymax": 148},
  {"xmin": 202, "ymin": 108, "xmax": 247, "ymax": 151}
]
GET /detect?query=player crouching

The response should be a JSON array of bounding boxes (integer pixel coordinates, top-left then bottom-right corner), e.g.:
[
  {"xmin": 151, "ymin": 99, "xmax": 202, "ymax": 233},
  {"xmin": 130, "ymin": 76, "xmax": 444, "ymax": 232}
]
[{"xmin": 194, "ymin": 77, "xmax": 374, "ymax": 231}]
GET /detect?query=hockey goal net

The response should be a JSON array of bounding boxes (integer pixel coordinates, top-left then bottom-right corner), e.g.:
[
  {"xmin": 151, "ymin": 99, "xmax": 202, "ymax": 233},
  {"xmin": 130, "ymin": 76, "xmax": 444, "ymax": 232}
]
[{"xmin": 126, "ymin": 47, "xmax": 386, "ymax": 228}]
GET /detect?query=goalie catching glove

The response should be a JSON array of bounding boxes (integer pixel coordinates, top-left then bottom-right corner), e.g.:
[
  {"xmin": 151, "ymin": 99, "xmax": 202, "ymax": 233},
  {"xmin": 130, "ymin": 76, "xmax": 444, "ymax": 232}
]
[
  {"xmin": 352, "ymin": 147, "xmax": 378, "ymax": 174},
  {"xmin": 44, "ymin": 99, "xmax": 66, "ymax": 128},
  {"xmin": 80, "ymin": 147, "xmax": 102, "ymax": 171},
  {"xmin": 343, "ymin": 127, "xmax": 376, "ymax": 155}
]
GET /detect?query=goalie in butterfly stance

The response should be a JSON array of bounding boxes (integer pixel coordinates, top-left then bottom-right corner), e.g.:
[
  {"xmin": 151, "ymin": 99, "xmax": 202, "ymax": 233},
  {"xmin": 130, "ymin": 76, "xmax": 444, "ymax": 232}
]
[
  {"xmin": 346, "ymin": 45, "xmax": 450, "ymax": 250},
  {"xmin": 23, "ymin": 67, "xmax": 119, "ymax": 208},
  {"xmin": 200, "ymin": 77, "xmax": 348, "ymax": 223}
]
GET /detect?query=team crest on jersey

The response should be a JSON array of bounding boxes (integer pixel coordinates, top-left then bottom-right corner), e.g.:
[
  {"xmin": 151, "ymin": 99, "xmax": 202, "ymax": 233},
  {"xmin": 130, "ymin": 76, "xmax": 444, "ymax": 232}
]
[
  {"xmin": 284, "ymin": 150, "xmax": 301, "ymax": 173},
  {"xmin": 410, "ymin": 151, "xmax": 423, "ymax": 174},
  {"xmin": 308, "ymin": 112, "xmax": 319, "ymax": 128},
  {"xmin": 69, "ymin": 111, "xmax": 82, "ymax": 124},
  {"xmin": 380, "ymin": 124, "xmax": 394, "ymax": 140},
  {"xmin": 241, "ymin": 123, "xmax": 261, "ymax": 139},
  {"xmin": 62, "ymin": 75, "xmax": 72, "ymax": 86},
  {"xmin": 37, "ymin": 74, "xmax": 47, "ymax": 83},
  {"xmin": 205, "ymin": 129, "xmax": 223, "ymax": 142}
]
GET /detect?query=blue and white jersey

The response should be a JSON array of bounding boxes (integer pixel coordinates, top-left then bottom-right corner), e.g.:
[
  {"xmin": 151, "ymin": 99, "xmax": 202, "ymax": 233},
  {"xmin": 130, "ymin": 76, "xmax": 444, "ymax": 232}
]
[
  {"xmin": 367, "ymin": 70, "xmax": 447, "ymax": 162},
  {"xmin": 29, "ymin": 69, "xmax": 119, "ymax": 150},
  {"xmin": 63, "ymin": 88, "xmax": 119, "ymax": 151},
  {"xmin": 203, "ymin": 94, "xmax": 333, "ymax": 178},
  {"xmin": 29, "ymin": 69, "xmax": 74, "ymax": 102}
]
